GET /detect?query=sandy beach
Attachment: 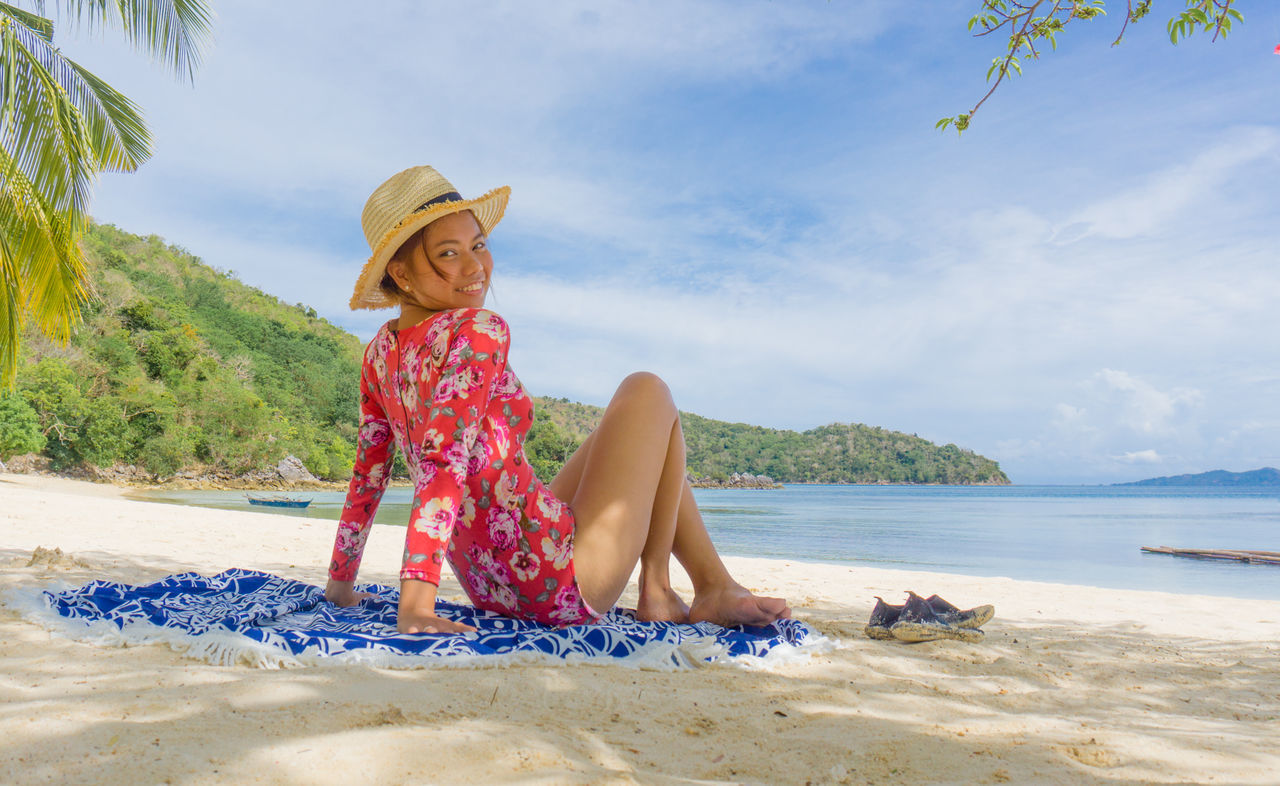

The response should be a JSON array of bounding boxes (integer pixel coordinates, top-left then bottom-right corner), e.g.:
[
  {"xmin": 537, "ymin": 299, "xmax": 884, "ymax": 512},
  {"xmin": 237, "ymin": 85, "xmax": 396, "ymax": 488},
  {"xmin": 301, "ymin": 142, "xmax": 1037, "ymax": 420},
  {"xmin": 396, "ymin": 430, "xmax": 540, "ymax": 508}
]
[{"xmin": 1, "ymin": 473, "xmax": 1278, "ymax": 785}]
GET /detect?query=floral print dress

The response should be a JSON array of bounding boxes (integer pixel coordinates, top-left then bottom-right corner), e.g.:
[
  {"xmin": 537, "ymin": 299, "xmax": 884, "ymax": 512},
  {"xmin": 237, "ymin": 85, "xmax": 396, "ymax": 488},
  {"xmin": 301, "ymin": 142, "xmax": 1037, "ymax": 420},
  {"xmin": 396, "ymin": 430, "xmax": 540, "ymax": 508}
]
[{"xmin": 328, "ymin": 308, "xmax": 599, "ymax": 627}]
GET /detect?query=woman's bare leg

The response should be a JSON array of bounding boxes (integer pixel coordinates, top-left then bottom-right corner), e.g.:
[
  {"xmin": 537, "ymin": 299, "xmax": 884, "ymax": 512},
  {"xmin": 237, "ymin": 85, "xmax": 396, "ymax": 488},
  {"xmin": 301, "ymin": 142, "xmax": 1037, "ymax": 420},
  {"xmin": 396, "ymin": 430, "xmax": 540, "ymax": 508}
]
[
  {"xmin": 550, "ymin": 379, "xmax": 790, "ymax": 626},
  {"xmin": 670, "ymin": 476, "xmax": 792, "ymax": 625},
  {"xmin": 552, "ymin": 372, "xmax": 687, "ymax": 619},
  {"xmin": 634, "ymin": 418, "xmax": 692, "ymax": 621},
  {"xmin": 551, "ymin": 424, "xmax": 684, "ymax": 620}
]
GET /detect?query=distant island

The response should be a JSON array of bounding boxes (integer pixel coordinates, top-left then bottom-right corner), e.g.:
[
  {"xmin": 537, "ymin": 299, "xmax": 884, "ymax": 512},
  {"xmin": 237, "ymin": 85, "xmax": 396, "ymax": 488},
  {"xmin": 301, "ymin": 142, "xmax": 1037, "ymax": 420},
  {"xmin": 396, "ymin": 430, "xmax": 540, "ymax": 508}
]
[{"xmin": 1115, "ymin": 468, "xmax": 1280, "ymax": 487}]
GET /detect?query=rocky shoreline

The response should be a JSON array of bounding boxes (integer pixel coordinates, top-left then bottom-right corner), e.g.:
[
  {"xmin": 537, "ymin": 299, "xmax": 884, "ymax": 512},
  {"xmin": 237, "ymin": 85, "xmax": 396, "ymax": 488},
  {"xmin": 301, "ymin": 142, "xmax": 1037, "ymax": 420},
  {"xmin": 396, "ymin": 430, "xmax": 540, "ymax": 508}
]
[
  {"xmin": 3, "ymin": 455, "xmax": 787, "ymax": 492},
  {"xmin": 688, "ymin": 472, "xmax": 783, "ymax": 489},
  {"xmin": 0, "ymin": 453, "xmax": 344, "ymax": 491}
]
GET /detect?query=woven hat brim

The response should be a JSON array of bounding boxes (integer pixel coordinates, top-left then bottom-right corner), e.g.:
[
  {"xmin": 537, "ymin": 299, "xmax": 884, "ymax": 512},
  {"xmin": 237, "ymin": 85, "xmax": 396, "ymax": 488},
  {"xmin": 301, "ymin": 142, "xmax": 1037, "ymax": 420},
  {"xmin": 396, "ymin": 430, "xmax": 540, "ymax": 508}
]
[{"xmin": 349, "ymin": 185, "xmax": 511, "ymax": 311}]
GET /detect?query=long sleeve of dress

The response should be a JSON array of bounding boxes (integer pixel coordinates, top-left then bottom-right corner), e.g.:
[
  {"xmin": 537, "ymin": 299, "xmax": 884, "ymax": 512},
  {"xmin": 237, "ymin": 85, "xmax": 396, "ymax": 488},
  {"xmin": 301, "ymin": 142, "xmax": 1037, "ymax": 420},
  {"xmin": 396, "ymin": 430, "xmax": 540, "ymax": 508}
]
[
  {"xmin": 400, "ymin": 309, "xmax": 510, "ymax": 585},
  {"xmin": 328, "ymin": 344, "xmax": 397, "ymax": 582}
]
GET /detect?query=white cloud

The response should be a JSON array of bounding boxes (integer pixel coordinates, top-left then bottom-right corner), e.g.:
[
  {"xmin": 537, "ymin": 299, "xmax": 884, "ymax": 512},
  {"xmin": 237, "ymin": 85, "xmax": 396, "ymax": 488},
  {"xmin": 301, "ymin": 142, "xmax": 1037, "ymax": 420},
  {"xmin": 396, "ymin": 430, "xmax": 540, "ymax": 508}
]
[
  {"xmin": 1050, "ymin": 404, "xmax": 1098, "ymax": 443},
  {"xmin": 1057, "ymin": 126, "xmax": 1280, "ymax": 242},
  {"xmin": 1117, "ymin": 449, "xmax": 1162, "ymax": 464},
  {"xmin": 1094, "ymin": 369, "xmax": 1203, "ymax": 436},
  {"xmin": 67, "ymin": 0, "xmax": 896, "ymax": 240}
]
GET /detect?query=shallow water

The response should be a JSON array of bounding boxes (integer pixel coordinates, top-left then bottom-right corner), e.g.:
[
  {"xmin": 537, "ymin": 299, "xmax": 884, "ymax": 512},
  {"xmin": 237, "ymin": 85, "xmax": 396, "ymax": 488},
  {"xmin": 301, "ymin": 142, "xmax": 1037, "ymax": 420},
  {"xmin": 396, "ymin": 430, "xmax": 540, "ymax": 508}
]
[{"xmin": 129, "ymin": 484, "xmax": 1280, "ymax": 599}]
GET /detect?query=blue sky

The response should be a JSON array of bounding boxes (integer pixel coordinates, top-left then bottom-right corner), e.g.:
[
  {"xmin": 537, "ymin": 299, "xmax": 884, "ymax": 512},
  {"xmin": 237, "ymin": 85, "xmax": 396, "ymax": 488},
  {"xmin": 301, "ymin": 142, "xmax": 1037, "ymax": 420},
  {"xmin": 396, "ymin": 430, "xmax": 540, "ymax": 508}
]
[{"xmin": 56, "ymin": 1, "xmax": 1280, "ymax": 484}]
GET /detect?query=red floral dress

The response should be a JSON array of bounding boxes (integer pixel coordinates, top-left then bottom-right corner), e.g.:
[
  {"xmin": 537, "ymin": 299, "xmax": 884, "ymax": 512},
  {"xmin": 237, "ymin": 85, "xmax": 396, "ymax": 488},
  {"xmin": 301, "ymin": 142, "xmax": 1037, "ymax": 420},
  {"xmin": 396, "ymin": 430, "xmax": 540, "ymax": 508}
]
[{"xmin": 328, "ymin": 308, "xmax": 599, "ymax": 627}]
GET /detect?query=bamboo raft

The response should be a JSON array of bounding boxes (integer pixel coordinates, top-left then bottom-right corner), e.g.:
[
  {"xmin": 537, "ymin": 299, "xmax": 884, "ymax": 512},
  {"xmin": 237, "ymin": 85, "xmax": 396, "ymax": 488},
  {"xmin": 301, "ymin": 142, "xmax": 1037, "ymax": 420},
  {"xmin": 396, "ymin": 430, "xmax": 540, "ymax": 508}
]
[{"xmin": 1141, "ymin": 546, "xmax": 1280, "ymax": 566}]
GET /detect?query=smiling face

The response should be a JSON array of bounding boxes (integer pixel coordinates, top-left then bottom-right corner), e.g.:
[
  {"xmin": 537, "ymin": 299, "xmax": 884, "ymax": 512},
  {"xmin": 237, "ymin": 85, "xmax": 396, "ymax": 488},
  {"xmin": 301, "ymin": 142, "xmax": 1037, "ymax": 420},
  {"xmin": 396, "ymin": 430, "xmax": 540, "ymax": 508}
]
[{"xmin": 386, "ymin": 210, "xmax": 492, "ymax": 313}]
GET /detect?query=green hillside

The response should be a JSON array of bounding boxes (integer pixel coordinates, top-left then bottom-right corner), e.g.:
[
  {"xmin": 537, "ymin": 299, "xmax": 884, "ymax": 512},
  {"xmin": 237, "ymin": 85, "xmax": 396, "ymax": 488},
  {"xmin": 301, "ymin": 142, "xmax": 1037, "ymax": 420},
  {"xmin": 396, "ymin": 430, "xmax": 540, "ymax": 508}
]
[
  {"xmin": 528, "ymin": 399, "xmax": 1008, "ymax": 485},
  {"xmin": 0, "ymin": 223, "xmax": 1009, "ymax": 486},
  {"xmin": 2, "ymin": 224, "xmax": 363, "ymax": 480}
]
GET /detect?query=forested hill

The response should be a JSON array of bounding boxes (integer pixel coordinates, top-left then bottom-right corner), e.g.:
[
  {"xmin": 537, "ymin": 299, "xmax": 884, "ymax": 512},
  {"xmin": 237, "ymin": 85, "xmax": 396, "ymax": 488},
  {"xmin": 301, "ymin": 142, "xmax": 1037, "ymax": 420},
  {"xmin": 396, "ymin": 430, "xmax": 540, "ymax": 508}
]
[
  {"xmin": 0, "ymin": 223, "xmax": 1009, "ymax": 486},
  {"xmin": 3, "ymin": 223, "xmax": 365, "ymax": 480},
  {"xmin": 526, "ymin": 399, "xmax": 1009, "ymax": 485}
]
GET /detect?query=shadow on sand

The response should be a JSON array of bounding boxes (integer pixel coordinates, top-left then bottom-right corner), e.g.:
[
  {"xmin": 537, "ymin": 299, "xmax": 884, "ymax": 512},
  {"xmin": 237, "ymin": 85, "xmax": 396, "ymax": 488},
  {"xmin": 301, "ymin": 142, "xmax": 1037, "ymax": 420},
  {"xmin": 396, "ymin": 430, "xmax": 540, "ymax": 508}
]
[{"xmin": 1, "ymin": 547, "xmax": 1278, "ymax": 785}]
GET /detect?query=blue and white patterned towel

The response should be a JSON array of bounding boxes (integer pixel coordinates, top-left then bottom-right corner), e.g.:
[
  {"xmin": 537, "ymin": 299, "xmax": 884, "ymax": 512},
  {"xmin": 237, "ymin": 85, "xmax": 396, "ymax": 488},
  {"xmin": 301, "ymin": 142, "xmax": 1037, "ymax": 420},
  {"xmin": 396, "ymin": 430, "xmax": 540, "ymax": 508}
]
[{"xmin": 37, "ymin": 568, "xmax": 821, "ymax": 669}]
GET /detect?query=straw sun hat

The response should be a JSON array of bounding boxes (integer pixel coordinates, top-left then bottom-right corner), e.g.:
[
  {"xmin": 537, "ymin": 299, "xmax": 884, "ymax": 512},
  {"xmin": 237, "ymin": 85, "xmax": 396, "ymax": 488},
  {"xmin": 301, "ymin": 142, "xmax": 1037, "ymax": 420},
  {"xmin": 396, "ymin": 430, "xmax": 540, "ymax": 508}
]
[{"xmin": 350, "ymin": 165, "xmax": 510, "ymax": 310}]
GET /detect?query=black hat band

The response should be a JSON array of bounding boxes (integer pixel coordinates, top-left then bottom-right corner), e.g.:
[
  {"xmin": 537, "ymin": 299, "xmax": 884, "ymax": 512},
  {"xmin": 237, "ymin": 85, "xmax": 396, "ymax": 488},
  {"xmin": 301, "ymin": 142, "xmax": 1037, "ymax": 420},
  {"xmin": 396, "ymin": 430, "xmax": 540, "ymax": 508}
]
[{"xmin": 414, "ymin": 191, "xmax": 463, "ymax": 213}]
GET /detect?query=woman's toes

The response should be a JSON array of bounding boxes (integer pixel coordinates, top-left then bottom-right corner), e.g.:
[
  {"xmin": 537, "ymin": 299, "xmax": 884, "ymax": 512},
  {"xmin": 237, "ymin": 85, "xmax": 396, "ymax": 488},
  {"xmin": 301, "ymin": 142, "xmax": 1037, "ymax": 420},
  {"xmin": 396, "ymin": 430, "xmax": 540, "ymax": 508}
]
[
  {"xmin": 758, "ymin": 596, "xmax": 789, "ymax": 616},
  {"xmin": 691, "ymin": 587, "xmax": 790, "ymax": 627}
]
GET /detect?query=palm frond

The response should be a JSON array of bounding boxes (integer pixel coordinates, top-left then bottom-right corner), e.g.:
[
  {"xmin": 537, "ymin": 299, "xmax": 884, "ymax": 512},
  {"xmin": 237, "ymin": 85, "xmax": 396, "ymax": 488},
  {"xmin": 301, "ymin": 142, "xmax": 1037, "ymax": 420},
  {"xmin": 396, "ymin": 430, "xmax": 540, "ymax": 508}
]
[
  {"xmin": 0, "ymin": 143, "xmax": 88, "ymax": 335},
  {"xmin": 1, "ymin": 17, "xmax": 98, "ymax": 214},
  {"xmin": 50, "ymin": 0, "xmax": 213, "ymax": 82},
  {"xmin": 1, "ymin": 15, "xmax": 151, "ymax": 196},
  {"xmin": 65, "ymin": 57, "xmax": 150, "ymax": 171},
  {"xmin": 0, "ymin": 143, "xmax": 87, "ymax": 385},
  {"xmin": 19, "ymin": 190, "xmax": 87, "ymax": 340},
  {"xmin": 0, "ymin": 220, "xmax": 24, "ymax": 384},
  {"xmin": 0, "ymin": 3, "xmax": 54, "ymax": 42}
]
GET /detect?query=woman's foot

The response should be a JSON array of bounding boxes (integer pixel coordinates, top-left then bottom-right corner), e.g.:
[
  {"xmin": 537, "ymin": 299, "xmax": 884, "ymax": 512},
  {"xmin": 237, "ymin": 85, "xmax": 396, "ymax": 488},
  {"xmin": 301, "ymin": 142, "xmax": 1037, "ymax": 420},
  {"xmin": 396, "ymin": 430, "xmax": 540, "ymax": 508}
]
[
  {"xmin": 689, "ymin": 582, "xmax": 791, "ymax": 627},
  {"xmin": 636, "ymin": 585, "xmax": 692, "ymax": 623}
]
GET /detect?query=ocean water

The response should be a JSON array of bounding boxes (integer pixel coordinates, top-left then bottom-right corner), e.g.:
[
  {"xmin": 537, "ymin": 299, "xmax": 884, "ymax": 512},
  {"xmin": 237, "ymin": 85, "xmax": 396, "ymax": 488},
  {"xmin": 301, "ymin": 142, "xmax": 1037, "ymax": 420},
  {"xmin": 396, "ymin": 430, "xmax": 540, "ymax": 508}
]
[{"xmin": 128, "ymin": 485, "xmax": 1280, "ymax": 600}]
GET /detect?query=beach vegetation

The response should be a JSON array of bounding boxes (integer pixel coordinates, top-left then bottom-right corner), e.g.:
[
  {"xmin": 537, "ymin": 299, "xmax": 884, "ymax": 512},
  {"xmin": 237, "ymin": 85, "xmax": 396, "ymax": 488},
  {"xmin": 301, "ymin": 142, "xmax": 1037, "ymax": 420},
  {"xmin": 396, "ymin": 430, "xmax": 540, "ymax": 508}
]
[
  {"xmin": 10, "ymin": 223, "xmax": 363, "ymax": 479},
  {"xmin": 0, "ymin": 390, "xmax": 44, "ymax": 457},
  {"xmin": 0, "ymin": 0, "xmax": 213, "ymax": 389},
  {"xmin": 524, "ymin": 417, "xmax": 580, "ymax": 481}
]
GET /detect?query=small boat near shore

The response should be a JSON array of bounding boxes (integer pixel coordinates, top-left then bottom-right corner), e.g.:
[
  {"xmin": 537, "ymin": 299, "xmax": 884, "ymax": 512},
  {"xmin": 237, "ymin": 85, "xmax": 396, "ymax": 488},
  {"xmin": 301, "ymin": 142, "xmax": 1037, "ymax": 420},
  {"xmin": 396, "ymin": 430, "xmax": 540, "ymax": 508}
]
[
  {"xmin": 1141, "ymin": 546, "xmax": 1280, "ymax": 566},
  {"xmin": 246, "ymin": 494, "xmax": 312, "ymax": 509}
]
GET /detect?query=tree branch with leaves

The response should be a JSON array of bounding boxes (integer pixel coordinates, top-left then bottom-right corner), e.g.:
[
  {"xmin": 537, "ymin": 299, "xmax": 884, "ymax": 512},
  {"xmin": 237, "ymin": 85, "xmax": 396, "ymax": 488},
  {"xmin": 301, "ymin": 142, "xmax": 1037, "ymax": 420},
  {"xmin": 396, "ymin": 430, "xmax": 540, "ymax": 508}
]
[{"xmin": 938, "ymin": 0, "xmax": 1244, "ymax": 134}]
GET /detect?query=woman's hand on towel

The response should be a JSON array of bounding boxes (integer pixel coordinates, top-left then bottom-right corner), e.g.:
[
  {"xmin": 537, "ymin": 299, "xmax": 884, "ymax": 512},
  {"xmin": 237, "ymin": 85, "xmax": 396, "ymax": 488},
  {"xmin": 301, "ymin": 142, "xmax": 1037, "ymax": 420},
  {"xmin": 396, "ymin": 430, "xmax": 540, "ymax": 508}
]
[
  {"xmin": 398, "ymin": 610, "xmax": 477, "ymax": 635},
  {"xmin": 324, "ymin": 579, "xmax": 375, "ymax": 607},
  {"xmin": 398, "ymin": 578, "xmax": 477, "ymax": 635}
]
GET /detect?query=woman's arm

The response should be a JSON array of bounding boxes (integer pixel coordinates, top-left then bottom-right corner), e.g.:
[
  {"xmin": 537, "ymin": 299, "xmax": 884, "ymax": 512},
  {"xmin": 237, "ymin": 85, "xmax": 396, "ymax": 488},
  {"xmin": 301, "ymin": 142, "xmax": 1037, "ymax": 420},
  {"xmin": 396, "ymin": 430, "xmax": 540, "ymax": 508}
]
[
  {"xmin": 326, "ymin": 343, "xmax": 397, "ymax": 602},
  {"xmin": 396, "ymin": 309, "xmax": 509, "ymax": 629}
]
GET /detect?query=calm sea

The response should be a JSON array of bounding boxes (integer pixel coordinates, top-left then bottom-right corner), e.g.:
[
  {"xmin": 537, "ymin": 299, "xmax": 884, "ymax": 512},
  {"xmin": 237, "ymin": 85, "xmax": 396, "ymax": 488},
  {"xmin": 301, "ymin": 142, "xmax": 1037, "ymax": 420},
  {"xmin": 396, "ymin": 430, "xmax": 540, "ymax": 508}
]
[{"xmin": 128, "ymin": 485, "xmax": 1280, "ymax": 600}]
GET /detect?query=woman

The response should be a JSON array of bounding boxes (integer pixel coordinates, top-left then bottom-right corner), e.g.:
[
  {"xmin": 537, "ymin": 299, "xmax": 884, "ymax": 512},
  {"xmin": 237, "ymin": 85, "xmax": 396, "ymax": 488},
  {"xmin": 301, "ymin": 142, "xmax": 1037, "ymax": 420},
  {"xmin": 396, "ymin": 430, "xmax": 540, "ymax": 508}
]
[{"xmin": 325, "ymin": 166, "xmax": 790, "ymax": 634}]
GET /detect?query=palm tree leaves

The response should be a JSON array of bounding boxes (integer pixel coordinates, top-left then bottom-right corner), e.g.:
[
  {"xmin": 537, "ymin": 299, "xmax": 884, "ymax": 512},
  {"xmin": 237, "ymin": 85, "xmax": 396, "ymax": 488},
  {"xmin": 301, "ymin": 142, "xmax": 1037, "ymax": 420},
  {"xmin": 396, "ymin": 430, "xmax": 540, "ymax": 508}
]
[
  {"xmin": 40, "ymin": 1, "xmax": 212, "ymax": 81},
  {"xmin": 64, "ymin": 59, "xmax": 150, "ymax": 173},
  {"xmin": 0, "ymin": 150, "xmax": 85, "ymax": 348},
  {"xmin": 0, "ymin": 0, "xmax": 210, "ymax": 386},
  {"xmin": 0, "ymin": 4, "xmax": 52, "ymax": 40},
  {"xmin": 3, "ymin": 16, "xmax": 99, "ymax": 214}
]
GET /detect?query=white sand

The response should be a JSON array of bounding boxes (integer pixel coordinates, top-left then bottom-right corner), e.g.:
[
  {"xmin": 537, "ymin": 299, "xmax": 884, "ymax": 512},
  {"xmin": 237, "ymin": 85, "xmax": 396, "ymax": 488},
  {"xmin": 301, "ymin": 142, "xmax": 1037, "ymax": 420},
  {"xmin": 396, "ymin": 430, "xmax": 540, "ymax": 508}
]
[{"xmin": 1, "ymin": 472, "xmax": 1278, "ymax": 785}]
